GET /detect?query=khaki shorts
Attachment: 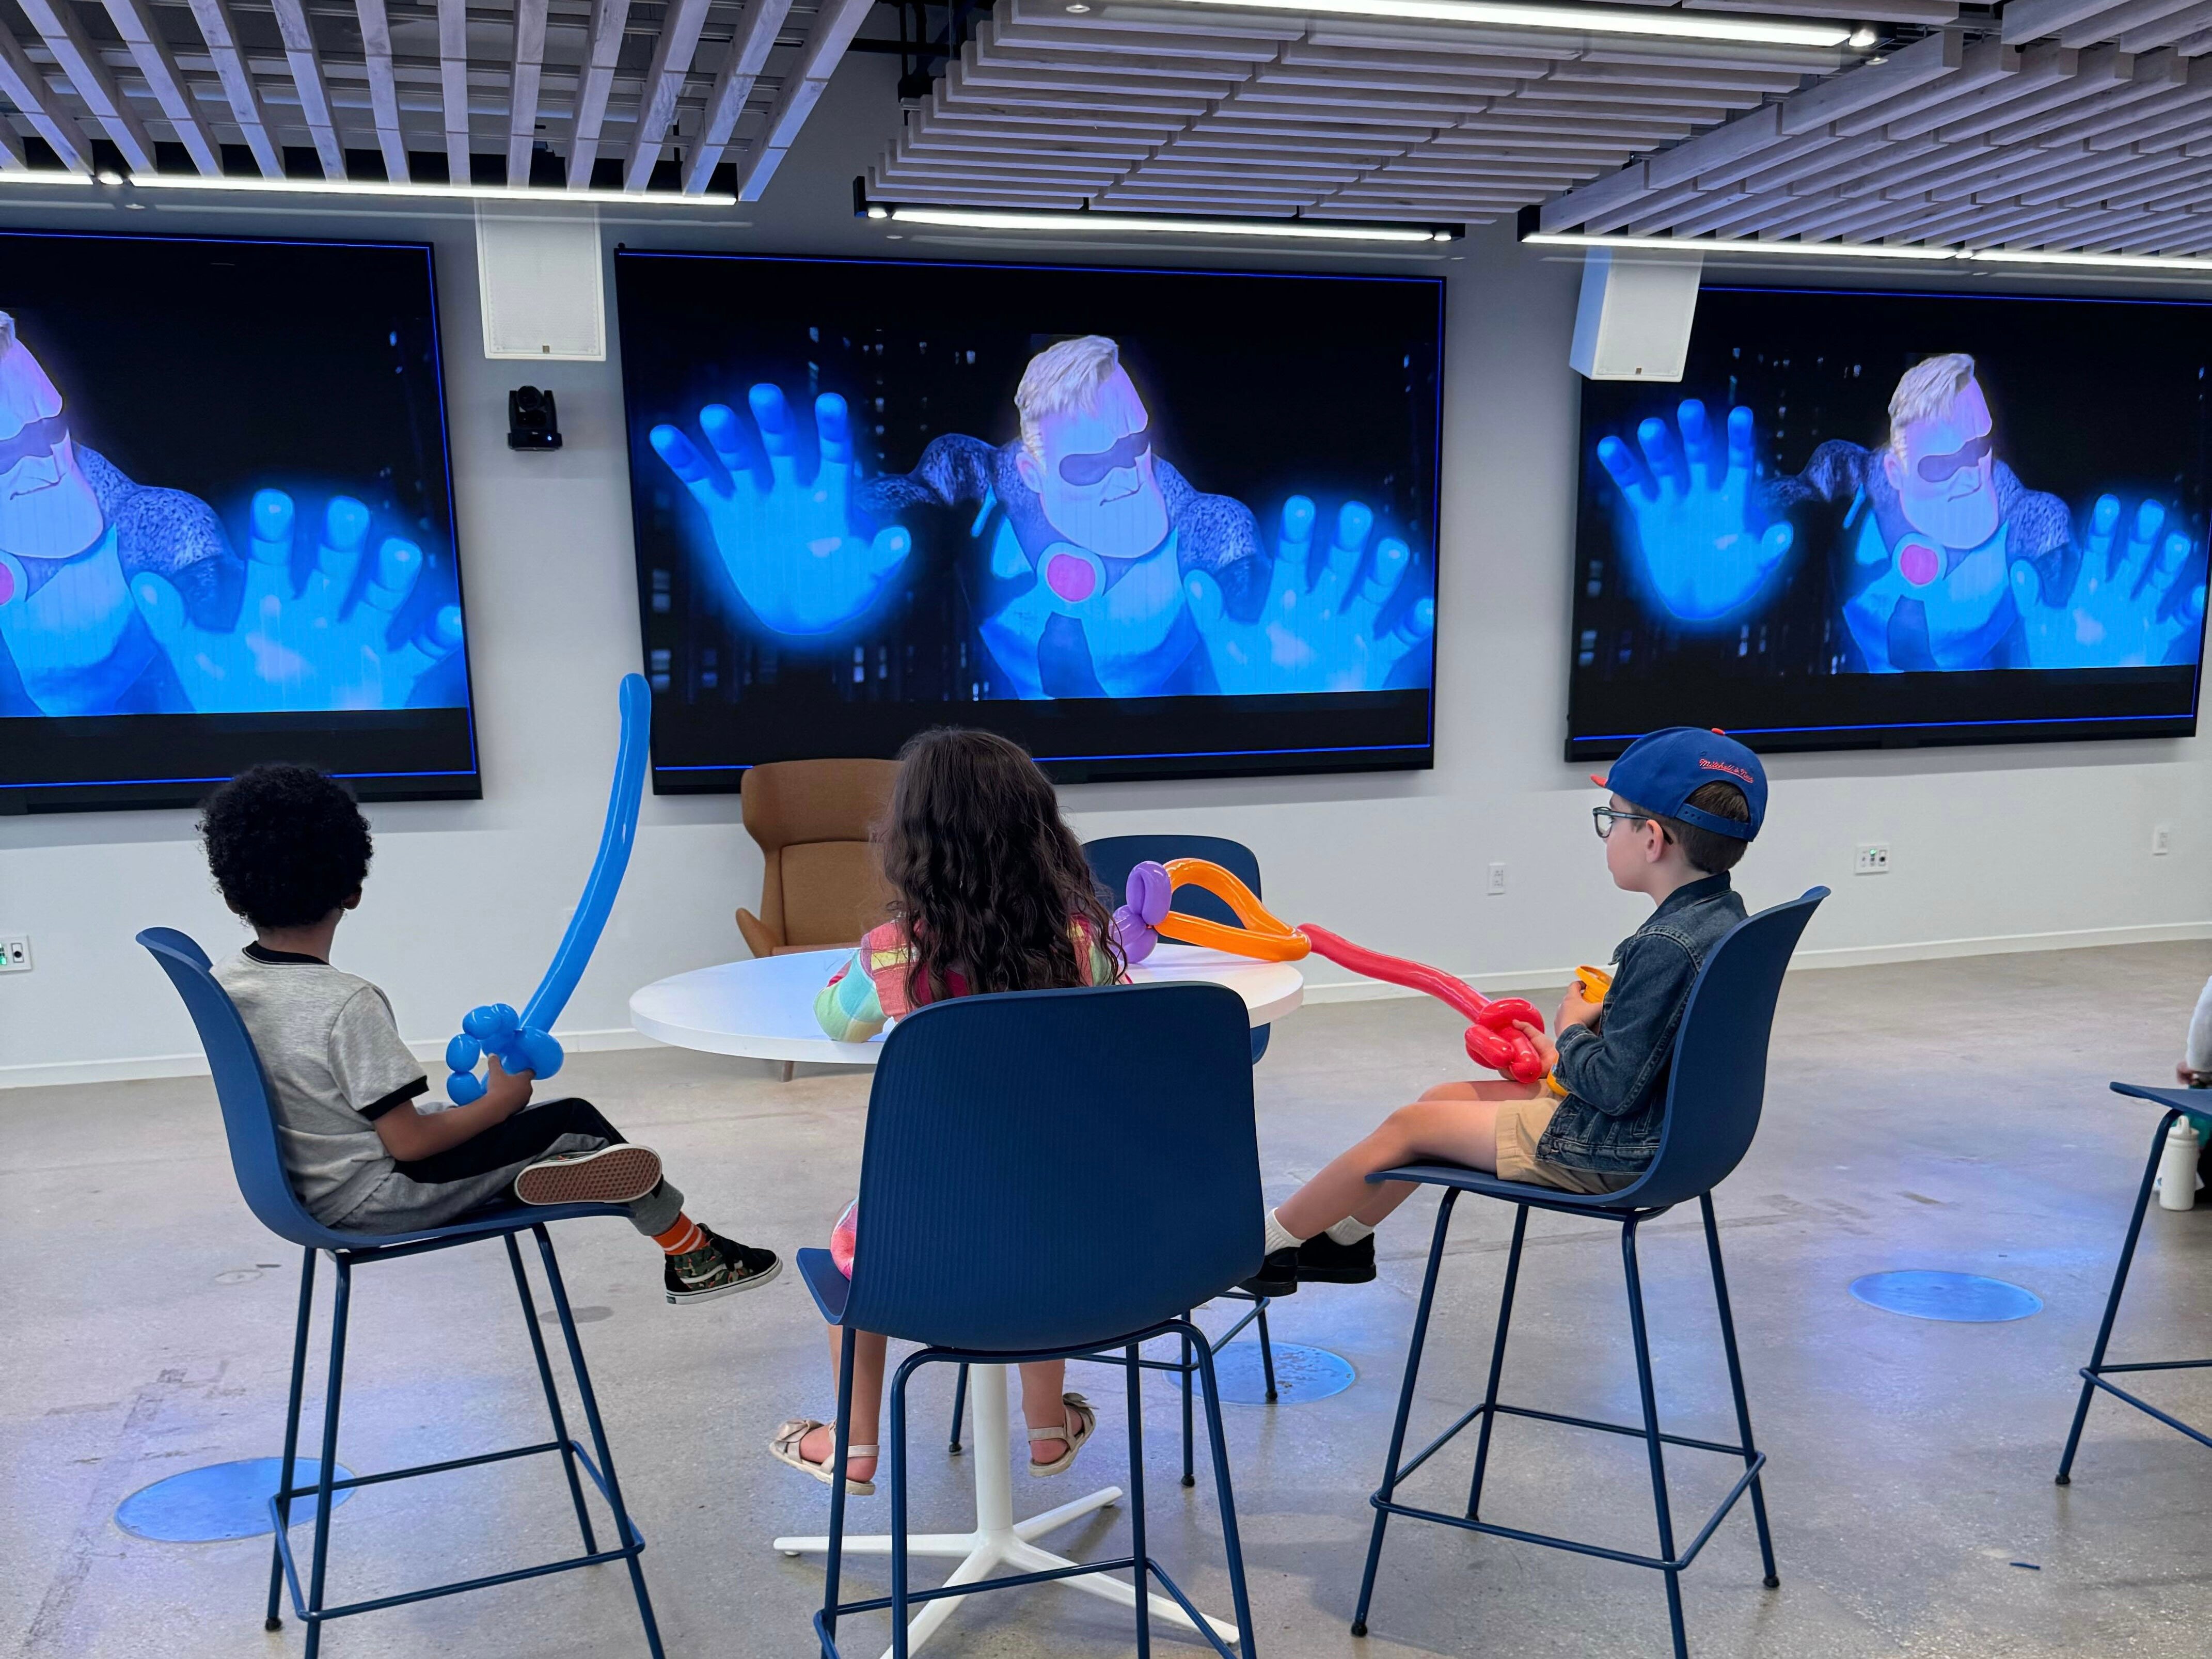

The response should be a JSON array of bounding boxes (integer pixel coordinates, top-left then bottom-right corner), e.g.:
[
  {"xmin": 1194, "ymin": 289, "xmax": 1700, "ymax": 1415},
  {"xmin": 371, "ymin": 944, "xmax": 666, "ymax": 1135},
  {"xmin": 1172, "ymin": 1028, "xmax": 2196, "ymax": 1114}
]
[{"xmin": 1493, "ymin": 1094, "xmax": 1639, "ymax": 1195}]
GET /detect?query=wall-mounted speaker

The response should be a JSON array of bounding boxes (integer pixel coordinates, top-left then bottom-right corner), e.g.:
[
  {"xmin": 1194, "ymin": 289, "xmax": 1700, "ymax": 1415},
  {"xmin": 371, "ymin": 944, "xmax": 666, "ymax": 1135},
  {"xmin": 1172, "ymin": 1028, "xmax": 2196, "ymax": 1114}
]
[
  {"xmin": 1568, "ymin": 249, "xmax": 1703, "ymax": 382},
  {"xmin": 475, "ymin": 202, "xmax": 605, "ymax": 362}
]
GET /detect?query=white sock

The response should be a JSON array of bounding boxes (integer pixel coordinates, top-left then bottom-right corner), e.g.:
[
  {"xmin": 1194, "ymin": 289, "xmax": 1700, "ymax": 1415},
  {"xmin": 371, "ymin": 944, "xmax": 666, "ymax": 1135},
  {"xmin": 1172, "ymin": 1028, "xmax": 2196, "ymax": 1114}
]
[
  {"xmin": 1326, "ymin": 1217, "xmax": 1377, "ymax": 1246},
  {"xmin": 1262, "ymin": 1208, "xmax": 1306, "ymax": 1254}
]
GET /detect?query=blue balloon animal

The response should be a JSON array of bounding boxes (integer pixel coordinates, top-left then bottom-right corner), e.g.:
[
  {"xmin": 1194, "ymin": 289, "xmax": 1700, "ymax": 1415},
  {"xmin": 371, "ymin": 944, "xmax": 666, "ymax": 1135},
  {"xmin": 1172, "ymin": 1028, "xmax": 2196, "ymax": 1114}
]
[{"xmin": 443, "ymin": 673, "xmax": 651, "ymax": 1103}]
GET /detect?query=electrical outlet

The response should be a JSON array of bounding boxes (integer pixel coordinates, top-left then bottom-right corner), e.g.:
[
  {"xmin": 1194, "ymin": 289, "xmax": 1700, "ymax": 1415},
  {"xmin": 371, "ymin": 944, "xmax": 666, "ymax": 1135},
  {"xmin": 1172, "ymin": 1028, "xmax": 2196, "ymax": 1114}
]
[
  {"xmin": 0, "ymin": 933, "xmax": 29, "ymax": 972},
  {"xmin": 1854, "ymin": 843, "xmax": 1891, "ymax": 876},
  {"xmin": 1487, "ymin": 862, "xmax": 1507, "ymax": 896},
  {"xmin": 2154, "ymin": 823, "xmax": 2173, "ymax": 857}
]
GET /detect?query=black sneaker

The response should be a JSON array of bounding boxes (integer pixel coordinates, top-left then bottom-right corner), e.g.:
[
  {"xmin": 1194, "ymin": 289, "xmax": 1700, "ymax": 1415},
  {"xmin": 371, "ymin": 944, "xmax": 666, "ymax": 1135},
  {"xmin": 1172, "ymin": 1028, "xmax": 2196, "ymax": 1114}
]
[
  {"xmin": 1239, "ymin": 1247, "xmax": 1299, "ymax": 1298},
  {"xmin": 1295, "ymin": 1231, "xmax": 1376, "ymax": 1284},
  {"xmin": 666, "ymin": 1229, "xmax": 782, "ymax": 1304}
]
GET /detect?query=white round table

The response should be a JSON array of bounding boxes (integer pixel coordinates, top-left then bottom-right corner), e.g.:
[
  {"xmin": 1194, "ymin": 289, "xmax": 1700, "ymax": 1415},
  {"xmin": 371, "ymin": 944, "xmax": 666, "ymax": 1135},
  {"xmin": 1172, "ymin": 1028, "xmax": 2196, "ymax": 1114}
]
[
  {"xmin": 628, "ymin": 942, "xmax": 1302, "ymax": 1658},
  {"xmin": 629, "ymin": 941, "xmax": 1304, "ymax": 1067}
]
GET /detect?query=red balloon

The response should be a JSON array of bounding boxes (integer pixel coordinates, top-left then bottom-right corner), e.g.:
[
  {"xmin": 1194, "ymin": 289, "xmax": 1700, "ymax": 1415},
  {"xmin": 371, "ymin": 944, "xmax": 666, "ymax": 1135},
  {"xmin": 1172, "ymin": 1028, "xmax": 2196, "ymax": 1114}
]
[{"xmin": 1299, "ymin": 925, "xmax": 1549, "ymax": 1084}]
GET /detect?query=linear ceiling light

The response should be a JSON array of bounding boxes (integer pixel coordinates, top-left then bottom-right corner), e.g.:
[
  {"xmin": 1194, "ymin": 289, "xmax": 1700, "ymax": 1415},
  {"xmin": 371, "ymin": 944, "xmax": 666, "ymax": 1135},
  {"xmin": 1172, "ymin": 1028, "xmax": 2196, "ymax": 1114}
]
[
  {"xmin": 1135, "ymin": 0, "xmax": 1852, "ymax": 48},
  {"xmin": 1522, "ymin": 228, "xmax": 1955, "ymax": 261},
  {"xmin": 859, "ymin": 191, "xmax": 1458, "ymax": 244},
  {"xmin": 0, "ymin": 168, "xmax": 730, "ymax": 208},
  {"xmin": 1967, "ymin": 247, "xmax": 2212, "ymax": 273},
  {"xmin": 1522, "ymin": 224, "xmax": 2212, "ymax": 276}
]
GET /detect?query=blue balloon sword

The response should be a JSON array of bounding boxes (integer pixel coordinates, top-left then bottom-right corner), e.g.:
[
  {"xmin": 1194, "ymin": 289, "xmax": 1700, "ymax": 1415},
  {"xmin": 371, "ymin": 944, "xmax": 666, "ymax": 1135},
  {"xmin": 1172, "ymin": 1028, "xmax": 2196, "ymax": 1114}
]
[{"xmin": 443, "ymin": 672, "xmax": 651, "ymax": 1104}]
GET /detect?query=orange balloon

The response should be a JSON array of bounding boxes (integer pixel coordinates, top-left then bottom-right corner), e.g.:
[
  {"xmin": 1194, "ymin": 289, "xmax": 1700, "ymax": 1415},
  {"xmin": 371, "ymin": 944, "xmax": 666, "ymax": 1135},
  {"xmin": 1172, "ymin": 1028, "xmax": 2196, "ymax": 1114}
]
[{"xmin": 1152, "ymin": 859, "xmax": 1313, "ymax": 961}]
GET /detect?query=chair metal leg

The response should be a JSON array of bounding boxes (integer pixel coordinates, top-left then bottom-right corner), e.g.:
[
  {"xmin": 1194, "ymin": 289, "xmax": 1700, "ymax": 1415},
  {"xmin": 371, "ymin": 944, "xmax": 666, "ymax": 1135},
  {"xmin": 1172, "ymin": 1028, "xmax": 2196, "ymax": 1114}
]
[
  {"xmin": 506, "ymin": 1233, "xmax": 600, "ymax": 1555},
  {"xmin": 532, "ymin": 1226, "xmax": 666, "ymax": 1659},
  {"xmin": 948, "ymin": 1362, "xmax": 969, "ymax": 1455},
  {"xmin": 1127, "ymin": 1341, "xmax": 1154, "ymax": 1659},
  {"xmin": 1465, "ymin": 1205, "xmax": 1529, "ymax": 1521},
  {"xmin": 820, "ymin": 1326, "xmax": 858, "ymax": 1657},
  {"xmin": 1352, "ymin": 1188, "xmax": 1458, "ymax": 1638},
  {"xmin": 265, "ymin": 1245, "xmax": 317, "ymax": 1632},
  {"xmin": 302, "ymin": 1255, "xmax": 352, "ymax": 1659},
  {"xmin": 1256, "ymin": 1300, "xmax": 1279, "ymax": 1404},
  {"xmin": 1180, "ymin": 1320, "xmax": 1197, "ymax": 1488},
  {"xmin": 1190, "ymin": 1325, "xmax": 1258, "ymax": 1658},
  {"xmin": 890, "ymin": 1347, "xmax": 915, "ymax": 1659},
  {"xmin": 1700, "ymin": 1193, "xmax": 1777, "ymax": 1587},
  {"xmin": 2059, "ymin": 1109, "xmax": 2182, "ymax": 1484},
  {"xmin": 1622, "ymin": 1219, "xmax": 1688, "ymax": 1659}
]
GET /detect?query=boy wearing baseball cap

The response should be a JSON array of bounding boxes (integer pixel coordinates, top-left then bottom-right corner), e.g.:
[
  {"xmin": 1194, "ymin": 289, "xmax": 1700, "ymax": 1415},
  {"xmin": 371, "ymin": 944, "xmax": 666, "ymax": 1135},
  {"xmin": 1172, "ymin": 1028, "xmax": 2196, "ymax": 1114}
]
[{"xmin": 1246, "ymin": 727, "xmax": 1767, "ymax": 1292}]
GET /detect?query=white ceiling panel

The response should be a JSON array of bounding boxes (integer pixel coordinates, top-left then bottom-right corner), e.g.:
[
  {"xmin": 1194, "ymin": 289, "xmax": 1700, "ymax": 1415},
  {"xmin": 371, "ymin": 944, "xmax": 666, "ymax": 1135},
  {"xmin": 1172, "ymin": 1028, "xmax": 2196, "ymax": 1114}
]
[
  {"xmin": 0, "ymin": 0, "xmax": 851, "ymax": 193},
  {"xmin": 873, "ymin": 0, "xmax": 1850, "ymax": 222}
]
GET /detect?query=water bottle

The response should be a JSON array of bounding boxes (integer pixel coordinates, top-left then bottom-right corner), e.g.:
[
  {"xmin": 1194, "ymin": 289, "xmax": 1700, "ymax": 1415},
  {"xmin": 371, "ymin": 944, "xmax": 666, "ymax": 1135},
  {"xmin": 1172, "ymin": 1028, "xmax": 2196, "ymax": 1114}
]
[{"xmin": 2156, "ymin": 1118, "xmax": 2202, "ymax": 1212}]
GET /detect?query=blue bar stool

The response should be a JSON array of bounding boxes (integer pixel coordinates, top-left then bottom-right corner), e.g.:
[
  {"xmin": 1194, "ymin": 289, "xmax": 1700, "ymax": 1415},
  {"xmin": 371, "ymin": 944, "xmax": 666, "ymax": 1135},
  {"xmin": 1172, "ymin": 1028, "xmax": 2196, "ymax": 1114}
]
[
  {"xmin": 795, "ymin": 981, "xmax": 1262, "ymax": 1659},
  {"xmin": 138, "ymin": 929, "xmax": 664, "ymax": 1659},
  {"xmin": 950, "ymin": 833, "xmax": 1283, "ymax": 1481},
  {"xmin": 2056, "ymin": 1082, "xmax": 2212, "ymax": 1481},
  {"xmin": 1349, "ymin": 889, "xmax": 1827, "ymax": 1659}
]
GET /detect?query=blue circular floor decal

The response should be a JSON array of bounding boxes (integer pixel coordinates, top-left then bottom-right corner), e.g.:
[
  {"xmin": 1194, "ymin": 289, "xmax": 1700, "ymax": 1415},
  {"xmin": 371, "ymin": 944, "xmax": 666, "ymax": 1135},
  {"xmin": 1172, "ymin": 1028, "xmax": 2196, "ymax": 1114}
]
[
  {"xmin": 1848, "ymin": 1271, "xmax": 2043, "ymax": 1323},
  {"xmin": 1208, "ymin": 1341, "xmax": 1356, "ymax": 1404},
  {"xmin": 116, "ymin": 1458, "xmax": 354, "ymax": 1542}
]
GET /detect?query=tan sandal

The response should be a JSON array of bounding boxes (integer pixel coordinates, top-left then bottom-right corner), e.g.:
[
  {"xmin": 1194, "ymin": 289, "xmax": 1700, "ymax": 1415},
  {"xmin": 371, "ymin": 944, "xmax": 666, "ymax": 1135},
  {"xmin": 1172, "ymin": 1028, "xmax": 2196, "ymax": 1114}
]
[
  {"xmin": 1026, "ymin": 1393, "xmax": 1097, "ymax": 1478},
  {"xmin": 769, "ymin": 1419, "xmax": 876, "ymax": 1495}
]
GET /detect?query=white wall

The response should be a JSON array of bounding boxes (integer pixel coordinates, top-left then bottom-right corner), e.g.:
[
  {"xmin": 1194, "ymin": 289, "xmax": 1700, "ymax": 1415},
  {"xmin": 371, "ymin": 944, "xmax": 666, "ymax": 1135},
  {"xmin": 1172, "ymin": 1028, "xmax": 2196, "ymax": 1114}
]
[{"xmin": 4, "ymin": 56, "xmax": 2208, "ymax": 1084}]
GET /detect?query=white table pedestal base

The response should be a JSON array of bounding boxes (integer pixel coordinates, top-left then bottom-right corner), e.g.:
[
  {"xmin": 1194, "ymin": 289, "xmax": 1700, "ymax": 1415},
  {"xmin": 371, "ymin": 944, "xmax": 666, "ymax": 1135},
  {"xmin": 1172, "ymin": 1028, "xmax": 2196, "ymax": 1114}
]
[{"xmin": 771, "ymin": 1365, "xmax": 1239, "ymax": 1658}]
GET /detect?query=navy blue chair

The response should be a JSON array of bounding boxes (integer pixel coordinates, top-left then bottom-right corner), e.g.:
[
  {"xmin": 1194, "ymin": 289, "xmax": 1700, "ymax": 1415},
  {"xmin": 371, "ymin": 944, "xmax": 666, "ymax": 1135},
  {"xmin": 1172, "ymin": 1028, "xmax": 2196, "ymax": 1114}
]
[
  {"xmin": 1086, "ymin": 834, "xmax": 1275, "ymax": 1068},
  {"xmin": 950, "ymin": 832, "xmax": 1286, "ymax": 1473},
  {"xmin": 803, "ymin": 981, "xmax": 1261, "ymax": 1659},
  {"xmin": 2056, "ymin": 1082, "xmax": 2212, "ymax": 1482},
  {"xmin": 138, "ymin": 929, "xmax": 663, "ymax": 1659},
  {"xmin": 1350, "ymin": 889, "xmax": 1827, "ymax": 1659}
]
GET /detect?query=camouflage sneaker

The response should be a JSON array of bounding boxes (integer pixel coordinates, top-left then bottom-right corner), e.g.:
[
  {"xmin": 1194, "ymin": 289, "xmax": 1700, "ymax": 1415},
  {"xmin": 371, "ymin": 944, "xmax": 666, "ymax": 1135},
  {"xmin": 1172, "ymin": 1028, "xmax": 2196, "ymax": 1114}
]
[{"xmin": 665, "ymin": 1229, "xmax": 782, "ymax": 1304}]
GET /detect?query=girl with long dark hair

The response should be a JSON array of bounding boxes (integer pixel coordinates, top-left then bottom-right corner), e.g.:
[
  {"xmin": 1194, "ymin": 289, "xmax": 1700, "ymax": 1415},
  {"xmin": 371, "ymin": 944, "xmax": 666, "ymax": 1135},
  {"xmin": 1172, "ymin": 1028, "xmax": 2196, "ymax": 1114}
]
[{"xmin": 770, "ymin": 729, "xmax": 1124, "ymax": 1494}]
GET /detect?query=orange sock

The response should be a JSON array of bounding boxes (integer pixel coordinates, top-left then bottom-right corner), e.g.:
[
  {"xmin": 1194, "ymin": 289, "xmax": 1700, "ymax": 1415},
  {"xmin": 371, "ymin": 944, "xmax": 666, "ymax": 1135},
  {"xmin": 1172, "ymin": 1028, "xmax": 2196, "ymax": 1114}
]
[{"xmin": 654, "ymin": 1215, "xmax": 706, "ymax": 1256}]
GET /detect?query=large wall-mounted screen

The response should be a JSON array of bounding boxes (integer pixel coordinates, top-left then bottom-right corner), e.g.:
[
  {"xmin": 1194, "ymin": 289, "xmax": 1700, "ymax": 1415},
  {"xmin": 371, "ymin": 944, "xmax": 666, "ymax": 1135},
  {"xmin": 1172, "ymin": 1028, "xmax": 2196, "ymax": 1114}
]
[
  {"xmin": 1567, "ymin": 285, "xmax": 2210, "ymax": 759},
  {"xmin": 1, "ymin": 230, "xmax": 475, "ymax": 813},
  {"xmin": 614, "ymin": 251, "xmax": 1443, "ymax": 786}
]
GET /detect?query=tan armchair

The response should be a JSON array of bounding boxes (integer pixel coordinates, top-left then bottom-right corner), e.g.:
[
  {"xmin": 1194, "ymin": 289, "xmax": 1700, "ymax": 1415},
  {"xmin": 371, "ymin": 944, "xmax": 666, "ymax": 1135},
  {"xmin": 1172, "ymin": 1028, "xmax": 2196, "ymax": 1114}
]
[{"xmin": 735, "ymin": 759, "xmax": 899, "ymax": 959}]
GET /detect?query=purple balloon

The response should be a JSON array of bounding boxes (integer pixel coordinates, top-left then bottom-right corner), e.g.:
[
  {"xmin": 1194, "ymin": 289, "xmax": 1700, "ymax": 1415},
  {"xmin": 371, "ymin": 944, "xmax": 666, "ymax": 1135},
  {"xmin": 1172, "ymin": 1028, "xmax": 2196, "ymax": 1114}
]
[
  {"xmin": 1126, "ymin": 860, "xmax": 1174, "ymax": 927},
  {"xmin": 1113, "ymin": 904, "xmax": 1159, "ymax": 963}
]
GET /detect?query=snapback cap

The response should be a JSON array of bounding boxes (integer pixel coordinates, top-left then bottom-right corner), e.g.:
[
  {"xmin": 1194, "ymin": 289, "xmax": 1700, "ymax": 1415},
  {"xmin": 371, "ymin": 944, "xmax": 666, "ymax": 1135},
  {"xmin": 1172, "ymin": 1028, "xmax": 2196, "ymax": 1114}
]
[{"xmin": 1591, "ymin": 727, "xmax": 1766, "ymax": 841}]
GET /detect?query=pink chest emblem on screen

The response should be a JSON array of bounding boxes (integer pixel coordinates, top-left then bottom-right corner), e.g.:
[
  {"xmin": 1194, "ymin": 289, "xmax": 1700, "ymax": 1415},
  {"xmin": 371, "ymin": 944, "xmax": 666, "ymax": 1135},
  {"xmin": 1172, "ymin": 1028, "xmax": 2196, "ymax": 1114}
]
[
  {"xmin": 1046, "ymin": 551, "xmax": 1098, "ymax": 602},
  {"xmin": 1895, "ymin": 536, "xmax": 1941, "ymax": 589}
]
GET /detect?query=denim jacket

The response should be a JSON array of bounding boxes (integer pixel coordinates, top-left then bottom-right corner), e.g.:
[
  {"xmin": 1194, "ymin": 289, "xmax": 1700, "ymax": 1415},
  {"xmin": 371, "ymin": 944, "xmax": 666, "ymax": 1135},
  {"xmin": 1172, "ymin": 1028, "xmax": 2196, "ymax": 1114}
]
[{"xmin": 1537, "ymin": 873, "xmax": 1748, "ymax": 1175}]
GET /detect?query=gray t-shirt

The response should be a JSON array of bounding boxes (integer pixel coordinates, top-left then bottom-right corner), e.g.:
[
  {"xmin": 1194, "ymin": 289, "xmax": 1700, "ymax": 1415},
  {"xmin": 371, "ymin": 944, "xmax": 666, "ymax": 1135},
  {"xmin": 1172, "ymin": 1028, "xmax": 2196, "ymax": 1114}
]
[{"xmin": 212, "ymin": 944, "xmax": 428, "ymax": 1224}]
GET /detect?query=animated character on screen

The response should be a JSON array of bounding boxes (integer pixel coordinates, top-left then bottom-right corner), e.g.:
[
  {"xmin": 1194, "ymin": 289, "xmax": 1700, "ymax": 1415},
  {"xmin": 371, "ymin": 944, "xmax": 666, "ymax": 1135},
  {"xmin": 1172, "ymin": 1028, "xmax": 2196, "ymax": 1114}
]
[
  {"xmin": 1597, "ymin": 352, "xmax": 2206, "ymax": 671},
  {"xmin": 648, "ymin": 335, "xmax": 1433, "ymax": 697},
  {"xmin": 0, "ymin": 312, "xmax": 462, "ymax": 718}
]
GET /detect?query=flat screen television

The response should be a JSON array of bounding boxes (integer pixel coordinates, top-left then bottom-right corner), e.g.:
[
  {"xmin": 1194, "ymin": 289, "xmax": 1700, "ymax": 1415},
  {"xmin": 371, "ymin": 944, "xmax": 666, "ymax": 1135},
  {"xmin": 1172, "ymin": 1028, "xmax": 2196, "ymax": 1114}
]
[
  {"xmin": 614, "ymin": 251, "xmax": 1443, "ymax": 787},
  {"xmin": 0, "ymin": 229, "xmax": 475, "ymax": 813},
  {"xmin": 1566, "ymin": 285, "xmax": 2211, "ymax": 759}
]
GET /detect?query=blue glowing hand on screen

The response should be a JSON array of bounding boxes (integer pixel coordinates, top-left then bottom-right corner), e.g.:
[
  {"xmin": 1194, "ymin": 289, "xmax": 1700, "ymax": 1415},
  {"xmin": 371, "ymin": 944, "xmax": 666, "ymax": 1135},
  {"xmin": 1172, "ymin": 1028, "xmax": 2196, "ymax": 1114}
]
[
  {"xmin": 1186, "ymin": 497, "xmax": 1434, "ymax": 693},
  {"xmin": 1597, "ymin": 402, "xmax": 1793, "ymax": 622},
  {"xmin": 131, "ymin": 491, "xmax": 464, "ymax": 712},
  {"xmin": 2009, "ymin": 495, "xmax": 2207, "ymax": 668},
  {"xmin": 649, "ymin": 386, "xmax": 911, "ymax": 637}
]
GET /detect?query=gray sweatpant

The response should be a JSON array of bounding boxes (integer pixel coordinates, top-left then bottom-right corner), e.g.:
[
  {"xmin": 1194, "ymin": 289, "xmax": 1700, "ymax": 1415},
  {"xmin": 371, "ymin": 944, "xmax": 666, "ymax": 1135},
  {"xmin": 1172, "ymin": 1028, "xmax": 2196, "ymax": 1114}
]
[{"xmin": 327, "ymin": 1096, "xmax": 684, "ymax": 1238}]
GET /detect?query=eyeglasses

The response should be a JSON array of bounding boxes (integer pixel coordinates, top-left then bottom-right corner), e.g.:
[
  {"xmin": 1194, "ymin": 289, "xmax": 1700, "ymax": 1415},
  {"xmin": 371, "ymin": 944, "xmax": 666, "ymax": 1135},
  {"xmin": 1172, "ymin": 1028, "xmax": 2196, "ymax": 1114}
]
[
  {"xmin": 1057, "ymin": 424, "xmax": 1151, "ymax": 486},
  {"xmin": 1915, "ymin": 430, "xmax": 1993, "ymax": 483},
  {"xmin": 0, "ymin": 412, "xmax": 68, "ymax": 473},
  {"xmin": 1592, "ymin": 807, "xmax": 1656, "ymax": 840}
]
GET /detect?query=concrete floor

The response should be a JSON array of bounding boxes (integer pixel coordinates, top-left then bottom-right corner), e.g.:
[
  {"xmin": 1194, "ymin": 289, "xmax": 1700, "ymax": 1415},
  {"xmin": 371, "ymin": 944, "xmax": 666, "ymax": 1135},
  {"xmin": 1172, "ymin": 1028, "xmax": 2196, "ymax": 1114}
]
[{"xmin": 6, "ymin": 943, "xmax": 2212, "ymax": 1659}]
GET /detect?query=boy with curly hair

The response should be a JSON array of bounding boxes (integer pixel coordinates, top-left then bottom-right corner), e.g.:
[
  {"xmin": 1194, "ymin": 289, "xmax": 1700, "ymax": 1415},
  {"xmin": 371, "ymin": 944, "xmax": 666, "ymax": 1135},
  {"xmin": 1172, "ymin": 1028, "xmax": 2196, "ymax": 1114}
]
[{"xmin": 202, "ymin": 762, "xmax": 776, "ymax": 1303}]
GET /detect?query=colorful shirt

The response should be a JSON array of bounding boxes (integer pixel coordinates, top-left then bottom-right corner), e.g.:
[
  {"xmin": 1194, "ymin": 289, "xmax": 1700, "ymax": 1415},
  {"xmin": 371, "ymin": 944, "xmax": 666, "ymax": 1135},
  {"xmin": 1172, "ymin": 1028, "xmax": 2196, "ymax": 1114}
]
[
  {"xmin": 817, "ymin": 914, "xmax": 1120, "ymax": 1279},
  {"xmin": 813, "ymin": 917, "xmax": 1118, "ymax": 1042}
]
